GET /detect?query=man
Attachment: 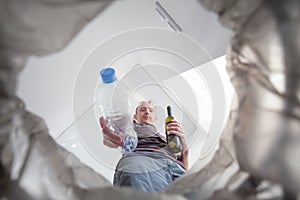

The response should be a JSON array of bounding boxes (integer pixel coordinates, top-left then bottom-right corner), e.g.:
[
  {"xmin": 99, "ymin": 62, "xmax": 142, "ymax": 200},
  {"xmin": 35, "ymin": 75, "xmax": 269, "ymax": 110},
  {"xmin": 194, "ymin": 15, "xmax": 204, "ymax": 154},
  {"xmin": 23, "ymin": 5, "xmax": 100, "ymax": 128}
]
[{"xmin": 99, "ymin": 101, "xmax": 189, "ymax": 192}]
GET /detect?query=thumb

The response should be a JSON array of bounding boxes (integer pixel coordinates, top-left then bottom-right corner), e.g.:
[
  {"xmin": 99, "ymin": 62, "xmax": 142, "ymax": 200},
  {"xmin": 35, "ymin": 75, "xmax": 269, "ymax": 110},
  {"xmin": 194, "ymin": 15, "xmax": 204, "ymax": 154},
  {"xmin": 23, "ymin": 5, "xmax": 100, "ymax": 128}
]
[{"xmin": 99, "ymin": 117, "xmax": 105, "ymax": 128}]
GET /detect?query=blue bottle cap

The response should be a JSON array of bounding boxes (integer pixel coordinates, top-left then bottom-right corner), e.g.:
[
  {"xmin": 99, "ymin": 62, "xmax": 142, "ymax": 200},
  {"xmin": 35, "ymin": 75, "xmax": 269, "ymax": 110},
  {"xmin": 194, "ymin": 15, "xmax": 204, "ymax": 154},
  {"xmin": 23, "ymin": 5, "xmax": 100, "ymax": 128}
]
[{"xmin": 100, "ymin": 67, "xmax": 117, "ymax": 83}]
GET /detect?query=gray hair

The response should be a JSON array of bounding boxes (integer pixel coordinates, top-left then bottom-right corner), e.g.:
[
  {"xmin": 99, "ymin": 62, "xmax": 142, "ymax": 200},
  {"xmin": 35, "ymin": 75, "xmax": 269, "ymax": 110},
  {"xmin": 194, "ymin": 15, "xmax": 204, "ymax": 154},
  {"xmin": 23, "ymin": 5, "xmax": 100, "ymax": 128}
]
[{"xmin": 135, "ymin": 100, "xmax": 155, "ymax": 114}]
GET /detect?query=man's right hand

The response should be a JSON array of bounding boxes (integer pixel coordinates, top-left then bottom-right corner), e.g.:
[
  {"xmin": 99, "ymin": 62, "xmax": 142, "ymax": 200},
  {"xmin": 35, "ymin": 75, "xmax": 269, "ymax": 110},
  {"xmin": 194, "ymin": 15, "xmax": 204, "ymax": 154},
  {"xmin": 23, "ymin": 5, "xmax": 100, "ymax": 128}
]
[{"xmin": 99, "ymin": 117, "xmax": 125, "ymax": 148}]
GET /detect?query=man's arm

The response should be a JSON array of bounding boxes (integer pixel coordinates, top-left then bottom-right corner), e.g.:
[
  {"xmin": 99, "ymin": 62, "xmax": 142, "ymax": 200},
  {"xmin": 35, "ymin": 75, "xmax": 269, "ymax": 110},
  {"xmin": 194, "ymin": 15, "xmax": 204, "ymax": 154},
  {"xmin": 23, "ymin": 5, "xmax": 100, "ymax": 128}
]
[{"xmin": 178, "ymin": 149, "xmax": 189, "ymax": 170}]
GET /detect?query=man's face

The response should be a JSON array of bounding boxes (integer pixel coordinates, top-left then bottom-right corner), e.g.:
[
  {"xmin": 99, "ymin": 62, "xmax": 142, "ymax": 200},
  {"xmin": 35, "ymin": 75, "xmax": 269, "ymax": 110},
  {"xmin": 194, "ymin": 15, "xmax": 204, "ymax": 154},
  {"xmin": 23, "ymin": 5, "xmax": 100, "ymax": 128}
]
[{"xmin": 134, "ymin": 102, "xmax": 157, "ymax": 124}]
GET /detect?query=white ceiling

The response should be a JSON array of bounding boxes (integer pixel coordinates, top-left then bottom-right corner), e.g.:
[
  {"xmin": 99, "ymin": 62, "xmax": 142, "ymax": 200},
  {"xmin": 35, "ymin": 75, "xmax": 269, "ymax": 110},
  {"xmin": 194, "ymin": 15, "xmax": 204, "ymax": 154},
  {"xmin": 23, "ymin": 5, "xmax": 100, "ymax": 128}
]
[{"xmin": 16, "ymin": 0, "xmax": 233, "ymax": 182}]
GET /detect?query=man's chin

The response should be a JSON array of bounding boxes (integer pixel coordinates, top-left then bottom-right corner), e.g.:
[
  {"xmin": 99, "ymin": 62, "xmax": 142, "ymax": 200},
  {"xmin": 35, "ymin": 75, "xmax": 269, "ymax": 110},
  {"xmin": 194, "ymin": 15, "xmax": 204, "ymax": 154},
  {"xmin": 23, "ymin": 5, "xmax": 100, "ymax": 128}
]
[{"xmin": 142, "ymin": 120, "xmax": 152, "ymax": 125}]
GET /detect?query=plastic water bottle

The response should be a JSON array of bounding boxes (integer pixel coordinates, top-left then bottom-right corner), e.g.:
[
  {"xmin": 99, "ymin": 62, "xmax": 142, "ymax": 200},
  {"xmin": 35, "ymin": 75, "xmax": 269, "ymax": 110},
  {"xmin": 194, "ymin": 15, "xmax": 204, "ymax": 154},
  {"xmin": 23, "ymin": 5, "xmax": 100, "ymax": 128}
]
[{"xmin": 96, "ymin": 67, "xmax": 137, "ymax": 153}]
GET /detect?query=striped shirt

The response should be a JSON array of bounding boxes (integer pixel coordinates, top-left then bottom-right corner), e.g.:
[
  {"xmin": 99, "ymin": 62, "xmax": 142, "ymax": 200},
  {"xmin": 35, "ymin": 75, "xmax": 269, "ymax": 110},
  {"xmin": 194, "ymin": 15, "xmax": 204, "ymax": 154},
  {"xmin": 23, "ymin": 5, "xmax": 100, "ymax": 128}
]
[{"xmin": 122, "ymin": 121, "xmax": 185, "ymax": 169}]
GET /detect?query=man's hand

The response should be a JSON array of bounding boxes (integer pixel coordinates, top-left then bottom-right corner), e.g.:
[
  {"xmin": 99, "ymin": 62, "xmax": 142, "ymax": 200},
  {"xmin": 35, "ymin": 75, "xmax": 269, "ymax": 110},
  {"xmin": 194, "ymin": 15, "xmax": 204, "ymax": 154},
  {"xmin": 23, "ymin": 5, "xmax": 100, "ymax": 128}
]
[
  {"xmin": 166, "ymin": 120, "xmax": 188, "ymax": 153},
  {"xmin": 99, "ymin": 117, "xmax": 125, "ymax": 148},
  {"xmin": 166, "ymin": 119, "xmax": 189, "ymax": 169}
]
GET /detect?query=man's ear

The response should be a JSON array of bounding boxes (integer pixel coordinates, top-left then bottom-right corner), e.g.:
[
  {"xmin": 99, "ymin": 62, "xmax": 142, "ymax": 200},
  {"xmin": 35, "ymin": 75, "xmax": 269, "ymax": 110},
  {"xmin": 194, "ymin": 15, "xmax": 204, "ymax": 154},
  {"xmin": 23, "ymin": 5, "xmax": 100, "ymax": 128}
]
[{"xmin": 134, "ymin": 114, "xmax": 137, "ymax": 120}]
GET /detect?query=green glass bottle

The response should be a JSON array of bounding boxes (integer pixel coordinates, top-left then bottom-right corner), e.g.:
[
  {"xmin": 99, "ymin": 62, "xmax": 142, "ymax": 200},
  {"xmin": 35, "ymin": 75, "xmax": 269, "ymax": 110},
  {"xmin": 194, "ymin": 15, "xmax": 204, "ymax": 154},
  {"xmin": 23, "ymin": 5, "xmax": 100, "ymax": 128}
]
[{"xmin": 165, "ymin": 105, "xmax": 182, "ymax": 156}]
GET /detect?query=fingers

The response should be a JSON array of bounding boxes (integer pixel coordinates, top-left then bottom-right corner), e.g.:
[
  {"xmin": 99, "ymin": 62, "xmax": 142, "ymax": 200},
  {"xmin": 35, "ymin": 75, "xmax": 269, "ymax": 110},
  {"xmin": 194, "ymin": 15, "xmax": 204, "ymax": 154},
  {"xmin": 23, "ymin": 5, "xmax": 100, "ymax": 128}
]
[
  {"xmin": 99, "ymin": 117, "xmax": 125, "ymax": 148},
  {"xmin": 167, "ymin": 120, "xmax": 183, "ymax": 136}
]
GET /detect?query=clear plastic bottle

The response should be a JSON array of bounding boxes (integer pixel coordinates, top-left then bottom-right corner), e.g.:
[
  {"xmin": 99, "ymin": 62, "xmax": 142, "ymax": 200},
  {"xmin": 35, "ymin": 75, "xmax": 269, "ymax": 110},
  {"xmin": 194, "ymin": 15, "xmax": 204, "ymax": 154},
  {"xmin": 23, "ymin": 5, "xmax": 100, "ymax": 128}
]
[{"xmin": 96, "ymin": 67, "xmax": 137, "ymax": 153}]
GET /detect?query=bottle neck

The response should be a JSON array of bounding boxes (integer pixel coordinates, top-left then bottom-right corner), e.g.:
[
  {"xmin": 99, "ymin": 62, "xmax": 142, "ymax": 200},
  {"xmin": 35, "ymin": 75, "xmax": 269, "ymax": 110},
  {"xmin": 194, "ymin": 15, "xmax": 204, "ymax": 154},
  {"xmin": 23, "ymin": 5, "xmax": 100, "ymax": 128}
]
[{"xmin": 167, "ymin": 105, "xmax": 172, "ymax": 117}]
